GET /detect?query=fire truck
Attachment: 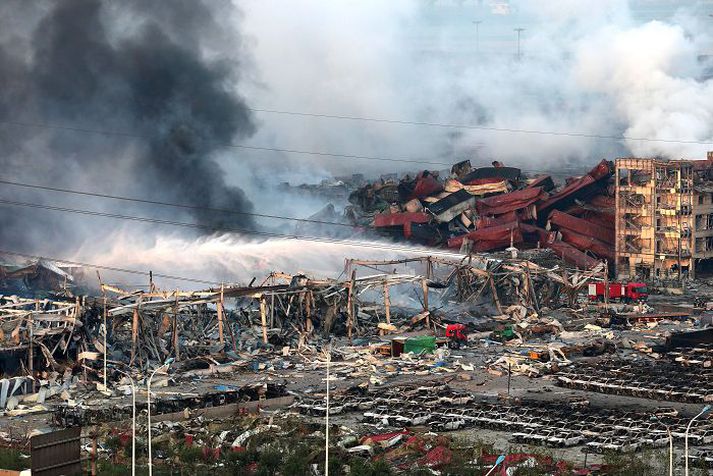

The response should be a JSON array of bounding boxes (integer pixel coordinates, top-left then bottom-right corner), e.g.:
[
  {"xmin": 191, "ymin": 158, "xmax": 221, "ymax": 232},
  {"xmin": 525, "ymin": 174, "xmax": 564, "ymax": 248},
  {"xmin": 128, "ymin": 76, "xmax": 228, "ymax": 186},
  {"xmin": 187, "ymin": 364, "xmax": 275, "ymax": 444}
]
[{"xmin": 588, "ymin": 282, "xmax": 648, "ymax": 303}]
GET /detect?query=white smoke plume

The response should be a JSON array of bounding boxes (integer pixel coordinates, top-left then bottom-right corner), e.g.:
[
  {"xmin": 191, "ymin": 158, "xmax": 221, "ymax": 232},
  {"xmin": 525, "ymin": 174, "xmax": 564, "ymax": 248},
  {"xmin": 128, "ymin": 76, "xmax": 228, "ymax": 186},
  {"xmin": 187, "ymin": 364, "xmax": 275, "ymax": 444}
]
[{"xmin": 234, "ymin": 0, "xmax": 713, "ymax": 182}]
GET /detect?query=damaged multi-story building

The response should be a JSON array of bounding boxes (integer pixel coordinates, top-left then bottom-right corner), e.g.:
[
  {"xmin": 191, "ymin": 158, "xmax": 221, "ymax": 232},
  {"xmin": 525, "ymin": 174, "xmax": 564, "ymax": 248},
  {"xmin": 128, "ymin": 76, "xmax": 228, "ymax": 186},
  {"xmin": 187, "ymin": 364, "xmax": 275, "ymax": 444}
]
[{"xmin": 614, "ymin": 152, "xmax": 713, "ymax": 281}]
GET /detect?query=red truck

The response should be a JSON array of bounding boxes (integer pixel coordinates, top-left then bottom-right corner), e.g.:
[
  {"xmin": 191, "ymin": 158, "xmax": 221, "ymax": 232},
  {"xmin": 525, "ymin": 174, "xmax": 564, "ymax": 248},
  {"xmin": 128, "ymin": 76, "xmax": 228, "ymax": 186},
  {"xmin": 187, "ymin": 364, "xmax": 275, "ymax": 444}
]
[{"xmin": 588, "ymin": 282, "xmax": 648, "ymax": 302}]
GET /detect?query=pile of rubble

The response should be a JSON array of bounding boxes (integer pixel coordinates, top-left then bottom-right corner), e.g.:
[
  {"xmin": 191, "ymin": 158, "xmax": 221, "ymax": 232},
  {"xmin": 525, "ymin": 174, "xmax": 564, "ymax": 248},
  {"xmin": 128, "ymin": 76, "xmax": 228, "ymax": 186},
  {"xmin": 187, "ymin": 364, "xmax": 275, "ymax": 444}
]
[
  {"xmin": 0, "ymin": 248, "xmax": 711, "ymax": 472},
  {"xmin": 348, "ymin": 160, "xmax": 614, "ymax": 269}
]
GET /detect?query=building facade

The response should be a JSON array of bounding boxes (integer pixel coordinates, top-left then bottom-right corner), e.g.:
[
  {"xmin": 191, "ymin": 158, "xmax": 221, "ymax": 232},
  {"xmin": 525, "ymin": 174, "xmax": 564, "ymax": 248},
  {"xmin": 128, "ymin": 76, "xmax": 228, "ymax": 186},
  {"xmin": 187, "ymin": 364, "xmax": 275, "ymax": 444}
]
[{"xmin": 614, "ymin": 158, "xmax": 695, "ymax": 281}]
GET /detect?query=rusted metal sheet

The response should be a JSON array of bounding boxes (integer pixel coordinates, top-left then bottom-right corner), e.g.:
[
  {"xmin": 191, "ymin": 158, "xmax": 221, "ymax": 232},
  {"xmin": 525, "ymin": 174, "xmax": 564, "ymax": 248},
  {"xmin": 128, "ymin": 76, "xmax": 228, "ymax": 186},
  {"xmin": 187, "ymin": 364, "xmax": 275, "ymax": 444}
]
[
  {"xmin": 373, "ymin": 212, "xmax": 430, "ymax": 228},
  {"xmin": 475, "ymin": 210, "xmax": 518, "ymax": 228},
  {"xmin": 547, "ymin": 241, "xmax": 601, "ymax": 269},
  {"xmin": 31, "ymin": 427, "xmax": 82, "ymax": 476},
  {"xmin": 526, "ymin": 175, "xmax": 555, "ymax": 192},
  {"xmin": 475, "ymin": 187, "xmax": 546, "ymax": 216},
  {"xmin": 579, "ymin": 211, "xmax": 615, "ymax": 231},
  {"xmin": 558, "ymin": 228, "xmax": 614, "ymax": 261},
  {"xmin": 586, "ymin": 194, "xmax": 615, "ymax": 210},
  {"xmin": 399, "ymin": 171, "xmax": 443, "ymax": 201},
  {"xmin": 537, "ymin": 160, "xmax": 612, "ymax": 217},
  {"xmin": 447, "ymin": 221, "xmax": 523, "ymax": 250},
  {"xmin": 549, "ymin": 210, "xmax": 614, "ymax": 245}
]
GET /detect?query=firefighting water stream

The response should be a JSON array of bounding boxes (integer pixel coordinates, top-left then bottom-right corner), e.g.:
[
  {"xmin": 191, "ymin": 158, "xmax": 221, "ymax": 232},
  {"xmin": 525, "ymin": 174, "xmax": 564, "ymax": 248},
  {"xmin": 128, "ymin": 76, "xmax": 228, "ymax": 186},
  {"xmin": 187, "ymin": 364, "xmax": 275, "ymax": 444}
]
[{"xmin": 77, "ymin": 233, "xmax": 465, "ymax": 288}]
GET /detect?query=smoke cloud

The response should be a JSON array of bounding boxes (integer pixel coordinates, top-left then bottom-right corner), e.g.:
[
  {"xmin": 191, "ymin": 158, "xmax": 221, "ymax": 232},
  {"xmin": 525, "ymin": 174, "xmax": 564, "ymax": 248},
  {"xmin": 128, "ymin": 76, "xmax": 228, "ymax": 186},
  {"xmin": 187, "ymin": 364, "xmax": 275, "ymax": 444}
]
[
  {"xmin": 0, "ymin": 0, "xmax": 255, "ymax": 252},
  {"xmin": 235, "ymin": 0, "xmax": 713, "ymax": 180},
  {"xmin": 3, "ymin": 0, "xmax": 713, "ymax": 283}
]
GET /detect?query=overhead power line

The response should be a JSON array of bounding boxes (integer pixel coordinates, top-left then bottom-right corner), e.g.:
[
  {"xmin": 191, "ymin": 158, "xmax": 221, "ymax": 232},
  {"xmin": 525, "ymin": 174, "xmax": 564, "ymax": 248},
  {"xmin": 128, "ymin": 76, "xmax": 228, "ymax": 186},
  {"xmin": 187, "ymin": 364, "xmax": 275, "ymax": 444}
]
[
  {"xmin": 248, "ymin": 107, "xmax": 713, "ymax": 146},
  {"xmin": 8, "ymin": 106, "xmax": 710, "ymax": 146},
  {"xmin": 0, "ymin": 178, "xmax": 356, "ymax": 229},
  {"xmin": 0, "ymin": 116, "xmax": 700, "ymax": 175},
  {"xmin": 0, "ymin": 197, "xmax": 466, "ymax": 259},
  {"xmin": 0, "ymin": 249, "xmax": 221, "ymax": 285},
  {"xmin": 0, "ymin": 119, "xmax": 451, "ymax": 167}
]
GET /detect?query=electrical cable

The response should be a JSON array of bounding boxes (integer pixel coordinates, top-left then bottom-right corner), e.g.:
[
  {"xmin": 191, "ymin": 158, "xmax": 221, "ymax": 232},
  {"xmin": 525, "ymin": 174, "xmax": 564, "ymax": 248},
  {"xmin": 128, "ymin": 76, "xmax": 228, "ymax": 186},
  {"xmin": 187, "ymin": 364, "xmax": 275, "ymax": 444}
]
[
  {"xmin": 0, "ymin": 249, "xmax": 222, "ymax": 286},
  {"xmin": 247, "ymin": 107, "xmax": 713, "ymax": 145},
  {"xmin": 0, "ymin": 178, "xmax": 357, "ymax": 229},
  {"xmin": 0, "ymin": 118, "xmax": 635, "ymax": 172},
  {"xmin": 0, "ymin": 197, "xmax": 466, "ymax": 258},
  {"xmin": 0, "ymin": 119, "xmax": 452, "ymax": 167}
]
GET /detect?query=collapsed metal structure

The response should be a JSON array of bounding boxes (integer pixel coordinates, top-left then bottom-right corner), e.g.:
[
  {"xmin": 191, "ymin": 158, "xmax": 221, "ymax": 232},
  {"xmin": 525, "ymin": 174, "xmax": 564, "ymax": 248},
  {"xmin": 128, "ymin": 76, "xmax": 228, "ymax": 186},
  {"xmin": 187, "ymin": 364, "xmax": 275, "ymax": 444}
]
[
  {"xmin": 349, "ymin": 160, "xmax": 615, "ymax": 270},
  {"xmin": 0, "ymin": 253, "xmax": 605, "ymax": 390}
]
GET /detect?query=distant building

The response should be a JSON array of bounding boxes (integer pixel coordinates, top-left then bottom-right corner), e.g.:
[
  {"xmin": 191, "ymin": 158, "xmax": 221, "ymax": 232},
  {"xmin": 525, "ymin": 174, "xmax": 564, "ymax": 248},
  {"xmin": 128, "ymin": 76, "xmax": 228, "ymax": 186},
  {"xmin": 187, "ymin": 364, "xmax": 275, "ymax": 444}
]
[{"xmin": 614, "ymin": 153, "xmax": 713, "ymax": 281}]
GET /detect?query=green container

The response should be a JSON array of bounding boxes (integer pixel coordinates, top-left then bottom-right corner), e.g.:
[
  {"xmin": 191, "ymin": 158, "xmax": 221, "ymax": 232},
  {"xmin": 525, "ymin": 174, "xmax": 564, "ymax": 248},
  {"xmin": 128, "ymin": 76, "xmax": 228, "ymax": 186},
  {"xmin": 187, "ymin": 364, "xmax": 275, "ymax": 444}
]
[{"xmin": 404, "ymin": 336, "xmax": 437, "ymax": 355}]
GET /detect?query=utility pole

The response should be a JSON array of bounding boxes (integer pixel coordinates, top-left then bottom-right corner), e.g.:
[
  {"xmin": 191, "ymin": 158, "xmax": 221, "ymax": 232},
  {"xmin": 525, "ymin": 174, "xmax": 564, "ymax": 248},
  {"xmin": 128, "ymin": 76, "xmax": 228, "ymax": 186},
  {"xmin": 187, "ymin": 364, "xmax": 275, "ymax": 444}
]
[
  {"xmin": 472, "ymin": 20, "xmax": 482, "ymax": 54},
  {"xmin": 325, "ymin": 341, "xmax": 332, "ymax": 476},
  {"xmin": 514, "ymin": 28, "xmax": 525, "ymax": 61}
]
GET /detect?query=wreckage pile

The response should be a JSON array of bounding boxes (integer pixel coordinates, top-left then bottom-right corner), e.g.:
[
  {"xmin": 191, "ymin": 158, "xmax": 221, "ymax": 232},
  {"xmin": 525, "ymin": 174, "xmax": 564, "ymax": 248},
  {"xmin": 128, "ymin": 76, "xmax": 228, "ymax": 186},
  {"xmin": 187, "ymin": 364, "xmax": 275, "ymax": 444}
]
[
  {"xmin": 348, "ymin": 160, "xmax": 614, "ymax": 269},
  {"xmin": 0, "ymin": 248, "xmax": 710, "ymax": 473},
  {"xmin": 0, "ymin": 252, "xmax": 608, "ymax": 417}
]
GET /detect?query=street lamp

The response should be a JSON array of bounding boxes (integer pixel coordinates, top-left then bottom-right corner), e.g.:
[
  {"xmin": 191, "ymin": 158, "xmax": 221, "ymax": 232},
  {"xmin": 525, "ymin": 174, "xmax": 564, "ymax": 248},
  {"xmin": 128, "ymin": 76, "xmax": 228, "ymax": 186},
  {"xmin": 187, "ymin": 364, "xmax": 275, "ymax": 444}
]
[
  {"xmin": 147, "ymin": 358, "xmax": 174, "ymax": 476},
  {"xmin": 115, "ymin": 368, "xmax": 137, "ymax": 476},
  {"xmin": 514, "ymin": 28, "xmax": 525, "ymax": 61},
  {"xmin": 685, "ymin": 404, "xmax": 711, "ymax": 476},
  {"xmin": 324, "ymin": 342, "xmax": 332, "ymax": 476},
  {"xmin": 472, "ymin": 20, "xmax": 483, "ymax": 54},
  {"xmin": 651, "ymin": 413, "xmax": 673, "ymax": 476},
  {"xmin": 103, "ymin": 296, "xmax": 107, "ymax": 391}
]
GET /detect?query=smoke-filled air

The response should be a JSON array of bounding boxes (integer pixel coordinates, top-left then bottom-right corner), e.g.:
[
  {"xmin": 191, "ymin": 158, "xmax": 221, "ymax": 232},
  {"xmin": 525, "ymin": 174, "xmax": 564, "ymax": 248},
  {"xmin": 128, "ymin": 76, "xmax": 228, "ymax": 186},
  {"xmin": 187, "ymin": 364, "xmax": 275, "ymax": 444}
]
[{"xmin": 1, "ymin": 0, "xmax": 712, "ymax": 284}]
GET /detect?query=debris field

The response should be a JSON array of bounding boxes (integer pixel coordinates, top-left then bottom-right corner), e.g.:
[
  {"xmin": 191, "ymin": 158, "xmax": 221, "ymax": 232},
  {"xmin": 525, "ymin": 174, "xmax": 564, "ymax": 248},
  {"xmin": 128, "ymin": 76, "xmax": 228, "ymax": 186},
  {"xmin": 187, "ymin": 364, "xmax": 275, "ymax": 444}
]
[{"xmin": 0, "ymin": 157, "xmax": 711, "ymax": 474}]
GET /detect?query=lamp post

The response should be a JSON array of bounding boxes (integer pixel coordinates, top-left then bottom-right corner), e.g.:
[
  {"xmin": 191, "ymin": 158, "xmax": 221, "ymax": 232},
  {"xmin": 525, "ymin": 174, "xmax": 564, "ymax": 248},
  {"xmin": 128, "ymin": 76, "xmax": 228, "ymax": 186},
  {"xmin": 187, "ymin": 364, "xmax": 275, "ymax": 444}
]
[
  {"xmin": 103, "ymin": 296, "xmax": 107, "ymax": 390},
  {"xmin": 652, "ymin": 413, "xmax": 673, "ymax": 476},
  {"xmin": 472, "ymin": 20, "xmax": 482, "ymax": 54},
  {"xmin": 514, "ymin": 28, "xmax": 525, "ymax": 61},
  {"xmin": 147, "ymin": 358, "xmax": 174, "ymax": 476},
  {"xmin": 324, "ymin": 342, "xmax": 331, "ymax": 476},
  {"xmin": 115, "ymin": 368, "xmax": 137, "ymax": 476},
  {"xmin": 685, "ymin": 404, "xmax": 711, "ymax": 476}
]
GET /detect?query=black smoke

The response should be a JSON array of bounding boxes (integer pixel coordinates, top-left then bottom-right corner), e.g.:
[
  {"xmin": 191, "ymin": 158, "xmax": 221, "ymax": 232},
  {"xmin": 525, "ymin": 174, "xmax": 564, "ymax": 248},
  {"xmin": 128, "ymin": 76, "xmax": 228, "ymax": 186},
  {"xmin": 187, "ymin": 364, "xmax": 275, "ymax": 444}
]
[{"xmin": 0, "ymin": 0, "xmax": 256, "ymax": 253}]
